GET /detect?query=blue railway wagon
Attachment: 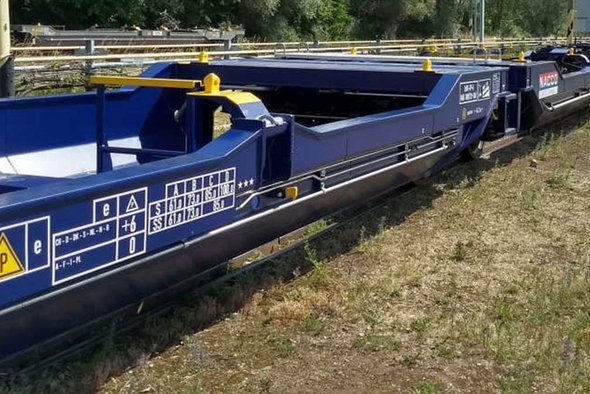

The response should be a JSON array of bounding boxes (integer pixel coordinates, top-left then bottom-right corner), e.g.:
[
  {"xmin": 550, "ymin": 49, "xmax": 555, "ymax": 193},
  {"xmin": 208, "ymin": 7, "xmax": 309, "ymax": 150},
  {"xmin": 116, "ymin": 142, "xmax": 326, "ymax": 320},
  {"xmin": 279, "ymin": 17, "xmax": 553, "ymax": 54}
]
[{"xmin": 0, "ymin": 53, "xmax": 589, "ymax": 364}]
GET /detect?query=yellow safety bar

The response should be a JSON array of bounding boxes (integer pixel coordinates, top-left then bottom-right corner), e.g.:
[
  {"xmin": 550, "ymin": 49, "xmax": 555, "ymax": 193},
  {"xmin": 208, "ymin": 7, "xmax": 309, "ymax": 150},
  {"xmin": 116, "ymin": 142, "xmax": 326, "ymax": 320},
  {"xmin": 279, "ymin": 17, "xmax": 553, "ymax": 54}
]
[
  {"xmin": 187, "ymin": 73, "xmax": 261, "ymax": 105},
  {"xmin": 91, "ymin": 73, "xmax": 261, "ymax": 105},
  {"xmin": 90, "ymin": 75, "xmax": 202, "ymax": 89}
]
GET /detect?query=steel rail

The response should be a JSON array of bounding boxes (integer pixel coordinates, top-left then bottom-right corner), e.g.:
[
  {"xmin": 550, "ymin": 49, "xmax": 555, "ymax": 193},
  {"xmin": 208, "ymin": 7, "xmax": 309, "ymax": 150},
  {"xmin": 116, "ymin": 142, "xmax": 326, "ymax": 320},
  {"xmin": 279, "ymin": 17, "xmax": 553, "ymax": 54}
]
[
  {"xmin": 13, "ymin": 39, "xmax": 555, "ymax": 64},
  {"xmin": 10, "ymin": 36, "xmax": 574, "ymax": 53}
]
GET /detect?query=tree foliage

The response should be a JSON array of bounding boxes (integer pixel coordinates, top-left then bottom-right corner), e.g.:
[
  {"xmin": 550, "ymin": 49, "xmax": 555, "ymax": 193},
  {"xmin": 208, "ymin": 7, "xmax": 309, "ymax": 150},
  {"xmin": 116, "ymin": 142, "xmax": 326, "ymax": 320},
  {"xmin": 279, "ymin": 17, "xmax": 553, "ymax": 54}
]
[{"xmin": 10, "ymin": 0, "xmax": 573, "ymax": 40}]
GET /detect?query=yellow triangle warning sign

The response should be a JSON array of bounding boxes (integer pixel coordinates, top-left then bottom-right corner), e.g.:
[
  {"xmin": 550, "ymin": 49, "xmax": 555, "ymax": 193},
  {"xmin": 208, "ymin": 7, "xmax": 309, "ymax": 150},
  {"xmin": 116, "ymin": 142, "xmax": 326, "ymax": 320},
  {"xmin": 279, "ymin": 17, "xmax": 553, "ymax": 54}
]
[{"xmin": 0, "ymin": 233, "xmax": 24, "ymax": 280}]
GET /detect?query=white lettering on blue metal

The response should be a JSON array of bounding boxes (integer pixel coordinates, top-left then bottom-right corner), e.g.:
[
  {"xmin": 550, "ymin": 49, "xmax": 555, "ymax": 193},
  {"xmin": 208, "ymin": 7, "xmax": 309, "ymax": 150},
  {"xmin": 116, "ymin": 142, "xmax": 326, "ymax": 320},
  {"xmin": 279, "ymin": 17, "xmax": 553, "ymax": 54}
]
[
  {"xmin": 460, "ymin": 78, "xmax": 493, "ymax": 104},
  {"xmin": 49, "ymin": 167, "xmax": 236, "ymax": 285},
  {"xmin": 460, "ymin": 81, "xmax": 479, "ymax": 104},
  {"xmin": 148, "ymin": 167, "xmax": 236, "ymax": 234},
  {"xmin": 52, "ymin": 188, "xmax": 148, "ymax": 285},
  {"xmin": 492, "ymin": 73, "xmax": 501, "ymax": 94}
]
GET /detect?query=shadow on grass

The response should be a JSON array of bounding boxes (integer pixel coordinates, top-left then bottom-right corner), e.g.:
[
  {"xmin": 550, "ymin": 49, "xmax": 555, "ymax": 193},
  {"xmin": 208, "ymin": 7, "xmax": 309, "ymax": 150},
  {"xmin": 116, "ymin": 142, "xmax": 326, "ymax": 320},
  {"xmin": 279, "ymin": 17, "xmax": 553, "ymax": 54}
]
[{"xmin": 2, "ymin": 110, "xmax": 589, "ymax": 393}]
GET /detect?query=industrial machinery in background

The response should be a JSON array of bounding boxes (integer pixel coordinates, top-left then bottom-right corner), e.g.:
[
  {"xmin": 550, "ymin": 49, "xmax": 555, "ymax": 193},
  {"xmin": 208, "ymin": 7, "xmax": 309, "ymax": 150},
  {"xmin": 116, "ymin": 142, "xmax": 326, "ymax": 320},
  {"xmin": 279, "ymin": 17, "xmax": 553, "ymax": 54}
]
[{"xmin": 11, "ymin": 24, "xmax": 245, "ymax": 47}]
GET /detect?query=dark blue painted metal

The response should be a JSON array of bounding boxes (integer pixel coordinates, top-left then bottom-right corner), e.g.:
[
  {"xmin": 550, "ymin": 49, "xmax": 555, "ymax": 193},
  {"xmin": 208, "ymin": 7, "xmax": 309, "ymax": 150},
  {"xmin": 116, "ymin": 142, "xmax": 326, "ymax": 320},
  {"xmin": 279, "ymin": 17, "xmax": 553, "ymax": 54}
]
[
  {"xmin": 96, "ymin": 86, "xmax": 111, "ymax": 173},
  {"xmin": 1, "ymin": 54, "xmax": 590, "ymax": 362}
]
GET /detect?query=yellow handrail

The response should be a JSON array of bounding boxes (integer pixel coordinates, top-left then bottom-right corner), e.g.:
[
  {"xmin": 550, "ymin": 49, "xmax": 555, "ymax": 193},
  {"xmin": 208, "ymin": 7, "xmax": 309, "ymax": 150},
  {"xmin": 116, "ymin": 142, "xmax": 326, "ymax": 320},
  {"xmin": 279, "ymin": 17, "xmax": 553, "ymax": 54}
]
[{"xmin": 90, "ymin": 75, "xmax": 201, "ymax": 89}]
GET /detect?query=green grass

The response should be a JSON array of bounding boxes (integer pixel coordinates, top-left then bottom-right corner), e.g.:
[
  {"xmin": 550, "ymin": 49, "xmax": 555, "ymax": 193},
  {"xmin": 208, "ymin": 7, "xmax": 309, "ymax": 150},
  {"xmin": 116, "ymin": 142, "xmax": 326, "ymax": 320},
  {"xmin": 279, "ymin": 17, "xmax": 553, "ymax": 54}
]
[
  {"xmin": 467, "ymin": 261, "xmax": 590, "ymax": 392},
  {"xmin": 546, "ymin": 169, "xmax": 571, "ymax": 188},
  {"xmin": 414, "ymin": 381, "xmax": 445, "ymax": 394},
  {"xmin": 301, "ymin": 314, "xmax": 326, "ymax": 335},
  {"xmin": 432, "ymin": 338, "xmax": 455, "ymax": 359},
  {"xmin": 401, "ymin": 353, "xmax": 420, "ymax": 367},
  {"xmin": 363, "ymin": 307, "xmax": 383, "ymax": 327},
  {"xmin": 305, "ymin": 219, "xmax": 330, "ymax": 236},
  {"xmin": 266, "ymin": 331, "xmax": 295, "ymax": 358},
  {"xmin": 410, "ymin": 317, "xmax": 431, "ymax": 334},
  {"xmin": 521, "ymin": 181, "xmax": 542, "ymax": 211},
  {"xmin": 353, "ymin": 334, "xmax": 400, "ymax": 352},
  {"xmin": 301, "ymin": 241, "xmax": 332, "ymax": 290}
]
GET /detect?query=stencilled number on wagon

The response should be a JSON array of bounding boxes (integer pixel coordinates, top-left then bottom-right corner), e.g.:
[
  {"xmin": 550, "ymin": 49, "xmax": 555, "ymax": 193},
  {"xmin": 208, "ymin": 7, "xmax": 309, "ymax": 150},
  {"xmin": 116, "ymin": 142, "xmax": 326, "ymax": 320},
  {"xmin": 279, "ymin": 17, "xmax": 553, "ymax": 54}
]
[
  {"xmin": 148, "ymin": 168, "xmax": 236, "ymax": 234},
  {"xmin": 213, "ymin": 199, "xmax": 224, "ymax": 212},
  {"xmin": 128, "ymin": 236, "xmax": 136, "ymax": 254},
  {"xmin": 54, "ymin": 189, "xmax": 147, "ymax": 285}
]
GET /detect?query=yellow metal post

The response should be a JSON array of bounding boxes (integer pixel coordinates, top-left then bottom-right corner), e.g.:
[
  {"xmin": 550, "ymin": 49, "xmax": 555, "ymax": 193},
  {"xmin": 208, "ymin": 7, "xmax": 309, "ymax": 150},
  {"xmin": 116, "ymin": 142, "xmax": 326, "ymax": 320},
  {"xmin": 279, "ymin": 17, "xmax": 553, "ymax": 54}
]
[
  {"xmin": 0, "ymin": 0, "xmax": 10, "ymax": 66},
  {"xmin": 567, "ymin": 0, "xmax": 576, "ymax": 46},
  {"xmin": 203, "ymin": 73, "xmax": 220, "ymax": 94},
  {"xmin": 198, "ymin": 51, "xmax": 209, "ymax": 63},
  {"xmin": 0, "ymin": 0, "xmax": 14, "ymax": 97}
]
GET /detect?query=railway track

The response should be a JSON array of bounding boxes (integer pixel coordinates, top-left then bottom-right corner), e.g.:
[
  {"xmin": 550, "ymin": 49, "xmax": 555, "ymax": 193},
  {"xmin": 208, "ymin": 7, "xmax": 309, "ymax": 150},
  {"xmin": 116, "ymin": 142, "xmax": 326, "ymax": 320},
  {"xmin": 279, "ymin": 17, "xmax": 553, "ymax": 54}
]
[
  {"xmin": 11, "ymin": 36, "xmax": 567, "ymax": 95},
  {"xmin": 11, "ymin": 40, "xmax": 546, "ymax": 94},
  {"xmin": 12, "ymin": 37, "xmax": 566, "ymax": 55},
  {"xmin": 12, "ymin": 38, "xmax": 555, "ymax": 64}
]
